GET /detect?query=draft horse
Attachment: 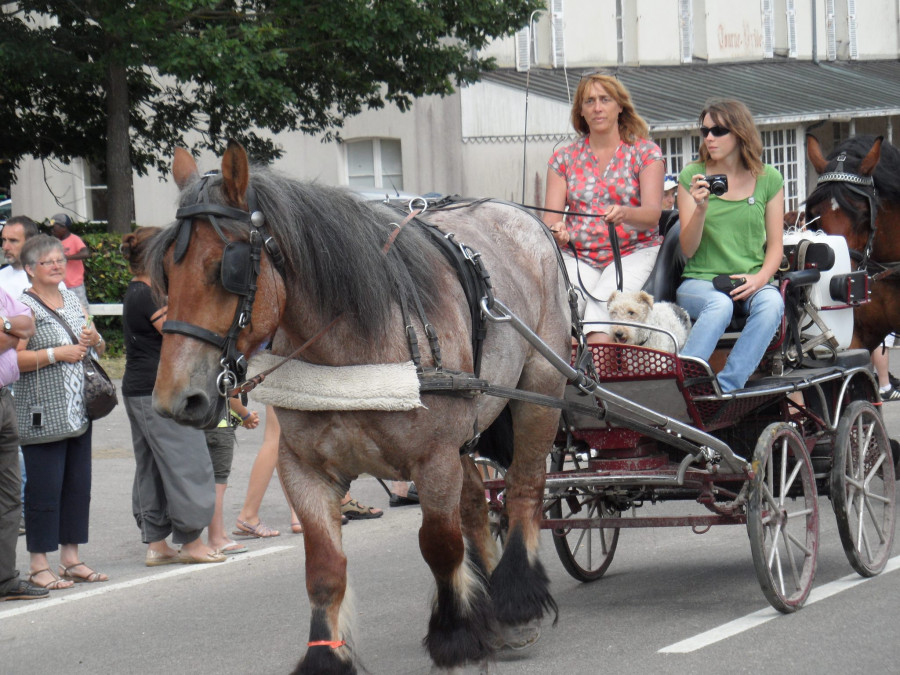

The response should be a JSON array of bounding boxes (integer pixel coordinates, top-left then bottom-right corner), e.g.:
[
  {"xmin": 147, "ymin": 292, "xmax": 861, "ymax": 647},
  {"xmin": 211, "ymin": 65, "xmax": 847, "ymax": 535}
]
[
  {"xmin": 806, "ymin": 134, "xmax": 900, "ymax": 350},
  {"xmin": 149, "ymin": 141, "xmax": 571, "ymax": 673}
]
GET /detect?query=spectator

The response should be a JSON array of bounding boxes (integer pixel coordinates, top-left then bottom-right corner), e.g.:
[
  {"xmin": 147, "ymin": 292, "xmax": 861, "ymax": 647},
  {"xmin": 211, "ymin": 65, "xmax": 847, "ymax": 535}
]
[
  {"xmin": 120, "ymin": 227, "xmax": 223, "ymax": 566},
  {"xmin": 662, "ymin": 174, "xmax": 678, "ymax": 210},
  {"xmin": 48, "ymin": 214, "xmax": 90, "ymax": 310},
  {"xmin": 873, "ymin": 336, "xmax": 900, "ymax": 401},
  {"xmin": 204, "ymin": 397, "xmax": 260, "ymax": 555},
  {"xmin": 0, "ymin": 286, "xmax": 46, "ymax": 601},
  {"xmin": 1, "ymin": 216, "xmax": 40, "ymax": 297},
  {"xmin": 16, "ymin": 235, "xmax": 108, "ymax": 587}
]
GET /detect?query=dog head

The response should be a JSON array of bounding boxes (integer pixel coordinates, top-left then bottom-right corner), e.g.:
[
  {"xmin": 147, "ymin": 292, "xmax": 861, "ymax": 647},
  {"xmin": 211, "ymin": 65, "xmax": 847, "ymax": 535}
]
[{"xmin": 607, "ymin": 290, "xmax": 655, "ymax": 344}]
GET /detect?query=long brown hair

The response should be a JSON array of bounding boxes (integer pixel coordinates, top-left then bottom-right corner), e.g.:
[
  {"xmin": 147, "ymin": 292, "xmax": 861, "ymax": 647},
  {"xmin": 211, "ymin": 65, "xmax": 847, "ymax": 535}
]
[
  {"xmin": 698, "ymin": 98, "xmax": 764, "ymax": 176},
  {"xmin": 570, "ymin": 74, "xmax": 649, "ymax": 143},
  {"xmin": 121, "ymin": 226, "xmax": 162, "ymax": 276}
]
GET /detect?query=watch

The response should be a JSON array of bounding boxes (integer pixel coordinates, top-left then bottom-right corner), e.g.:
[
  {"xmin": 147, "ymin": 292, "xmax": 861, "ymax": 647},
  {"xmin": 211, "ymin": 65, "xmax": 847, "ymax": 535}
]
[{"xmin": 1, "ymin": 316, "xmax": 10, "ymax": 332}]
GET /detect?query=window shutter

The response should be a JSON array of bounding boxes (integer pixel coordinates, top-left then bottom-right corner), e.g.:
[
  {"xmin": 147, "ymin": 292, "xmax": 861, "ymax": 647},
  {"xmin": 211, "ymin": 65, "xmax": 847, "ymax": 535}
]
[
  {"xmin": 825, "ymin": 0, "xmax": 837, "ymax": 61},
  {"xmin": 762, "ymin": 0, "xmax": 774, "ymax": 58},
  {"xmin": 786, "ymin": 0, "xmax": 797, "ymax": 58},
  {"xmin": 515, "ymin": 26, "xmax": 530, "ymax": 72},
  {"xmin": 551, "ymin": 0, "xmax": 566, "ymax": 68},
  {"xmin": 848, "ymin": 0, "xmax": 858, "ymax": 59},
  {"xmin": 678, "ymin": 0, "xmax": 693, "ymax": 64}
]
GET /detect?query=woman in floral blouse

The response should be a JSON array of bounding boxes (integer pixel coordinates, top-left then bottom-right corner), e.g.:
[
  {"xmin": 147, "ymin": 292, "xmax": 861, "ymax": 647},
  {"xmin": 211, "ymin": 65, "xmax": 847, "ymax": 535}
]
[{"xmin": 544, "ymin": 73, "xmax": 664, "ymax": 342}]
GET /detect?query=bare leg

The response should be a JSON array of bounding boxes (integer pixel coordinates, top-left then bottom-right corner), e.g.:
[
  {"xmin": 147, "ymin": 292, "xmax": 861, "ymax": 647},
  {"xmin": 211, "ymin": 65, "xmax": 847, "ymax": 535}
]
[{"xmin": 235, "ymin": 406, "xmax": 283, "ymax": 536}]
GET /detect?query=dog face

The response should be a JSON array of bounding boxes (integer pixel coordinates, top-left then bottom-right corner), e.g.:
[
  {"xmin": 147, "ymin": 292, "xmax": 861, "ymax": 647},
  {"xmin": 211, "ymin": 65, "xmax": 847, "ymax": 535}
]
[{"xmin": 607, "ymin": 290, "xmax": 654, "ymax": 344}]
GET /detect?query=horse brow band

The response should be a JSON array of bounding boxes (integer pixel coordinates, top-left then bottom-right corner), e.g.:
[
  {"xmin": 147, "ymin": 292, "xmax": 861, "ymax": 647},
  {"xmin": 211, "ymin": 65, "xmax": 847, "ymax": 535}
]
[{"xmin": 816, "ymin": 171, "xmax": 875, "ymax": 187}]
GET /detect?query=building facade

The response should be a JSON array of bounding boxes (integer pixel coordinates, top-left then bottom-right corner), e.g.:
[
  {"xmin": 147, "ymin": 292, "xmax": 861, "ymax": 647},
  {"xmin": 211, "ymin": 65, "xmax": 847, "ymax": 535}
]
[{"xmin": 11, "ymin": 0, "xmax": 900, "ymax": 226}]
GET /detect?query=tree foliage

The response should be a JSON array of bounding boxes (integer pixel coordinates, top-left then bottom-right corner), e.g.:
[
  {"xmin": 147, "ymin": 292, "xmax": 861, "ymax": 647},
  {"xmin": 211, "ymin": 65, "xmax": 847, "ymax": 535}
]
[{"xmin": 0, "ymin": 0, "xmax": 540, "ymax": 230}]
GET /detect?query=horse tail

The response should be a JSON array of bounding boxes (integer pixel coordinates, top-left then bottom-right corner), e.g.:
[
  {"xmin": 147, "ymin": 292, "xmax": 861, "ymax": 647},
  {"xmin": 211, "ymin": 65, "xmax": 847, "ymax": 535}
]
[{"xmin": 471, "ymin": 404, "xmax": 514, "ymax": 468}]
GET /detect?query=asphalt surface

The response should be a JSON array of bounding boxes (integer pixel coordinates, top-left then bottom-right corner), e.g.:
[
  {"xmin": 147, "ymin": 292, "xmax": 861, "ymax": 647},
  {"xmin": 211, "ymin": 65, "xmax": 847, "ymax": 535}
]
[{"xmin": 3, "ymin": 357, "xmax": 900, "ymax": 674}]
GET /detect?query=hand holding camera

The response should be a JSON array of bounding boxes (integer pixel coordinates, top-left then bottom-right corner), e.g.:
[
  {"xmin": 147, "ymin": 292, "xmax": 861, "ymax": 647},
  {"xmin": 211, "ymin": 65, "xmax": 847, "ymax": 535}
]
[{"xmin": 704, "ymin": 174, "xmax": 729, "ymax": 197}]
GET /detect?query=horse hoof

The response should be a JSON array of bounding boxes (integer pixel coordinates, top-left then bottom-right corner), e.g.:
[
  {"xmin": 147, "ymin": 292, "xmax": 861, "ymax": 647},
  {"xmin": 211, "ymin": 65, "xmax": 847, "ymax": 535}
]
[{"xmin": 495, "ymin": 620, "xmax": 541, "ymax": 651}]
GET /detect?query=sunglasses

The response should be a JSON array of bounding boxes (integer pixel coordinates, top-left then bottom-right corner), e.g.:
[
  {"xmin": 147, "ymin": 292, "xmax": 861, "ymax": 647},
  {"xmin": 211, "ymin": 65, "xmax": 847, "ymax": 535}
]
[{"xmin": 700, "ymin": 125, "xmax": 730, "ymax": 138}]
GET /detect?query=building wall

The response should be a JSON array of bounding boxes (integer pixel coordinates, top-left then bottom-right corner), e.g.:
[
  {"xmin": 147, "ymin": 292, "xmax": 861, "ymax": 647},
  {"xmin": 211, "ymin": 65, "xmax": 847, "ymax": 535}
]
[{"xmin": 10, "ymin": 0, "xmax": 900, "ymax": 225}]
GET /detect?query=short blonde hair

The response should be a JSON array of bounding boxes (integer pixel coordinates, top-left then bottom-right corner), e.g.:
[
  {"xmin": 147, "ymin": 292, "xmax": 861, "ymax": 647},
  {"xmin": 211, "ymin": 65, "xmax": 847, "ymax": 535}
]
[
  {"xmin": 698, "ymin": 98, "xmax": 764, "ymax": 176},
  {"xmin": 570, "ymin": 74, "xmax": 649, "ymax": 143}
]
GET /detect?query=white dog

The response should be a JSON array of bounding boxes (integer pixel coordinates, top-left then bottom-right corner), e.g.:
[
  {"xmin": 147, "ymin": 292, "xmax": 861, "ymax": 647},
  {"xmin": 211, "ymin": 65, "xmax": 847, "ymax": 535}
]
[{"xmin": 607, "ymin": 290, "xmax": 691, "ymax": 353}]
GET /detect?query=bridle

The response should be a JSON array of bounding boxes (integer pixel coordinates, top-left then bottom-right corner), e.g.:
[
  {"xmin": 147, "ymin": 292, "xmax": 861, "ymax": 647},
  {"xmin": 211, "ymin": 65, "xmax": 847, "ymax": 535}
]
[
  {"xmin": 162, "ymin": 171, "xmax": 284, "ymax": 396},
  {"xmin": 810, "ymin": 152, "xmax": 897, "ymax": 277}
]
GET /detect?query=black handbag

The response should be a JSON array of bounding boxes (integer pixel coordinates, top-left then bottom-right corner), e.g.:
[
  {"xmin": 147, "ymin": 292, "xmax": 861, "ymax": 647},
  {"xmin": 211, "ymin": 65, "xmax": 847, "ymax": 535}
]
[{"xmin": 26, "ymin": 291, "xmax": 118, "ymax": 420}]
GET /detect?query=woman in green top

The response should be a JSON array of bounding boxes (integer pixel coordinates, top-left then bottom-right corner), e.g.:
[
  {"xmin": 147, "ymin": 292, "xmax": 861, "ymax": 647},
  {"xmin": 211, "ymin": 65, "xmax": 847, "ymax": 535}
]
[{"xmin": 676, "ymin": 99, "xmax": 785, "ymax": 392}]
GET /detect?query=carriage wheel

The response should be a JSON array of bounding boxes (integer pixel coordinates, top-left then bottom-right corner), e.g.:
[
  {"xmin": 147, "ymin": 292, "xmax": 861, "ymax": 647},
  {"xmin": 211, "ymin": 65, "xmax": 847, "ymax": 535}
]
[
  {"xmin": 747, "ymin": 422, "xmax": 819, "ymax": 613},
  {"xmin": 830, "ymin": 401, "xmax": 896, "ymax": 577},
  {"xmin": 548, "ymin": 448, "xmax": 619, "ymax": 582},
  {"xmin": 474, "ymin": 456, "xmax": 508, "ymax": 549}
]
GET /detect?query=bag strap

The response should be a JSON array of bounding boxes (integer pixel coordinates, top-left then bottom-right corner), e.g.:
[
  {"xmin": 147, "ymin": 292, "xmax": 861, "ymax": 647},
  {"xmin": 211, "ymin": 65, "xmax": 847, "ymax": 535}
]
[{"xmin": 25, "ymin": 290, "xmax": 80, "ymax": 345}]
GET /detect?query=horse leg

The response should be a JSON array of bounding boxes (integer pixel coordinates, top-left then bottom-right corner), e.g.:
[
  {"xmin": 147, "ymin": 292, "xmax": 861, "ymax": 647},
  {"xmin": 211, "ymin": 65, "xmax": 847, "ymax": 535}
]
[
  {"xmin": 489, "ymin": 402, "xmax": 558, "ymax": 643},
  {"xmin": 418, "ymin": 452, "xmax": 497, "ymax": 669},
  {"xmin": 281, "ymin": 448, "xmax": 357, "ymax": 675},
  {"xmin": 459, "ymin": 454, "xmax": 500, "ymax": 575}
]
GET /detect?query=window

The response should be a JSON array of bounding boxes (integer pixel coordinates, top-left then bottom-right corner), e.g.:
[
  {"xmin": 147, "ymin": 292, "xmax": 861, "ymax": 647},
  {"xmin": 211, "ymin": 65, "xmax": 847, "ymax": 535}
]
[
  {"xmin": 83, "ymin": 160, "xmax": 109, "ymax": 222},
  {"xmin": 346, "ymin": 139, "xmax": 403, "ymax": 191},
  {"xmin": 761, "ymin": 127, "xmax": 801, "ymax": 211},
  {"xmin": 657, "ymin": 137, "xmax": 686, "ymax": 176}
]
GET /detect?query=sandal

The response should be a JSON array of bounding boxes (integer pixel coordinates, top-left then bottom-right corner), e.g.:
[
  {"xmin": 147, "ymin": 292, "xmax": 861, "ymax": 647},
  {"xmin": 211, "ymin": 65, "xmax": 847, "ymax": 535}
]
[
  {"xmin": 233, "ymin": 519, "xmax": 280, "ymax": 538},
  {"xmin": 291, "ymin": 521, "xmax": 303, "ymax": 534},
  {"xmin": 59, "ymin": 562, "xmax": 109, "ymax": 583},
  {"xmin": 341, "ymin": 498, "xmax": 384, "ymax": 520},
  {"xmin": 27, "ymin": 568, "xmax": 74, "ymax": 590}
]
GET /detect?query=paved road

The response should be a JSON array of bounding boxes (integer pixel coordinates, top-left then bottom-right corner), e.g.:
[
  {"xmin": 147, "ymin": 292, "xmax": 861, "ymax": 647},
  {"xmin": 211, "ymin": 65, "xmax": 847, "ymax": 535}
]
[{"xmin": 3, "ymin": 362, "xmax": 900, "ymax": 674}]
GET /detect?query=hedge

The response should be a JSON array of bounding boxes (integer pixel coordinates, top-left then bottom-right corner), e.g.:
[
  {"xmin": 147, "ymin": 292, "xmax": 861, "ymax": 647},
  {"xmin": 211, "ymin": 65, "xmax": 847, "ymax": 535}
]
[{"xmin": 81, "ymin": 230, "xmax": 132, "ymax": 357}]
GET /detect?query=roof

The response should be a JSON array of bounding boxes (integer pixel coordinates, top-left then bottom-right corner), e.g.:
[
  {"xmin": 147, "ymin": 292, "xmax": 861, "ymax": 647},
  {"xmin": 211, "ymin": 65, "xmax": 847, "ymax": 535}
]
[{"xmin": 481, "ymin": 60, "xmax": 900, "ymax": 132}]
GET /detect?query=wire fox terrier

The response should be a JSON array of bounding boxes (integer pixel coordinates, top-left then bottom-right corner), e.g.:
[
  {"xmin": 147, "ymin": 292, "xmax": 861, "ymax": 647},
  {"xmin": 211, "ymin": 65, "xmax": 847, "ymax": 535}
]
[{"xmin": 607, "ymin": 290, "xmax": 691, "ymax": 353}]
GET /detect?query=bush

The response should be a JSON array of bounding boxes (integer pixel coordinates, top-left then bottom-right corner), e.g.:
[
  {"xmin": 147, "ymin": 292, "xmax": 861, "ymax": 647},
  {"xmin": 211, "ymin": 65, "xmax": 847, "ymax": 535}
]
[{"xmin": 82, "ymin": 231, "xmax": 131, "ymax": 357}]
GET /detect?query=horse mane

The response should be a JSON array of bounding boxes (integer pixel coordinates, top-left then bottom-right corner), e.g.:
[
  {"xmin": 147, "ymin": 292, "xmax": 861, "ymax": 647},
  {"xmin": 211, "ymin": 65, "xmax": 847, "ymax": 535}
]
[
  {"xmin": 806, "ymin": 134, "xmax": 900, "ymax": 234},
  {"xmin": 149, "ymin": 168, "xmax": 446, "ymax": 339}
]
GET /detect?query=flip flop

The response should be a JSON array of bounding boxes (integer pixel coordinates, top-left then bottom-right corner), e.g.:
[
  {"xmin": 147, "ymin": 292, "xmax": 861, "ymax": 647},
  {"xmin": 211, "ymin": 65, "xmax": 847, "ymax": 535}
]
[
  {"xmin": 218, "ymin": 541, "xmax": 249, "ymax": 555},
  {"xmin": 341, "ymin": 498, "xmax": 383, "ymax": 520},
  {"xmin": 232, "ymin": 519, "xmax": 281, "ymax": 538}
]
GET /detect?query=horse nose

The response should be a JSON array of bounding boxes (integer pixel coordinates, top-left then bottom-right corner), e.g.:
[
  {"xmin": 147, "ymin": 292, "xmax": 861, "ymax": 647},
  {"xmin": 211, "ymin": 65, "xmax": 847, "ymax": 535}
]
[{"xmin": 152, "ymin": 386, "xmax": 213, "ymax": 427}]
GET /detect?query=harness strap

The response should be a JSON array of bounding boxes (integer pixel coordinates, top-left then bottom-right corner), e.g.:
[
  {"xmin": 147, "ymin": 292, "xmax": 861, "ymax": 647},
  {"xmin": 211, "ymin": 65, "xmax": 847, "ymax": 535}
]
[{"xmin": 307, "ymin": 640, "xmax": 346, "ymax": 649}]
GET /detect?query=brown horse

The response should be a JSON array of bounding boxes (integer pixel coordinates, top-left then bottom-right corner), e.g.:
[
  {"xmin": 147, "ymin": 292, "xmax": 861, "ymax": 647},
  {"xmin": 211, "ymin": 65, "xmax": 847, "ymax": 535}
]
[
  {"xmin": 149, "ymin": 142, "xmax": 571, "ymax": 673},
  {"xmin": 806, "ymin": 134, "xmax": 900, "ymax": 351}
]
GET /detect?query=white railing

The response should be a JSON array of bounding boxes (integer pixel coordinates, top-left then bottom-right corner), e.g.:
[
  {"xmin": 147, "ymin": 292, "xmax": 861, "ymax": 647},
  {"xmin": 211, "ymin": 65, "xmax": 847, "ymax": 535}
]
[{"xmin": 88, "ymin": 304, "xmax": 123, "ymax": 316}]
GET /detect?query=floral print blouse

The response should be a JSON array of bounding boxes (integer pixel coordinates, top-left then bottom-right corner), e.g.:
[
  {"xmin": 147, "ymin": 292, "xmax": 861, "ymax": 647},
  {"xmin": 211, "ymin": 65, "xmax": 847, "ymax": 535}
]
[{"xmin": 549, "ymin": 136, "xmax": 663, "ymax": 269}]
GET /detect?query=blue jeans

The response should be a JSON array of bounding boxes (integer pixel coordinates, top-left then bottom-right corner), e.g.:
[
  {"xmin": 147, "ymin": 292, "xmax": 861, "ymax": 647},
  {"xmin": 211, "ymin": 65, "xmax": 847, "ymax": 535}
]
[{"xmin": 677, "ymin": 278, "xmax": 784, "ymax": 392}]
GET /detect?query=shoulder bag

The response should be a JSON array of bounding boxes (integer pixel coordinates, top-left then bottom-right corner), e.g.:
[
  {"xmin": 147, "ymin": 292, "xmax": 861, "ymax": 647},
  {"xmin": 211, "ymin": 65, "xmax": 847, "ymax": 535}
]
[{"xmin": 25, "ymin": 291, "xmax": 118, "ymax": 420}]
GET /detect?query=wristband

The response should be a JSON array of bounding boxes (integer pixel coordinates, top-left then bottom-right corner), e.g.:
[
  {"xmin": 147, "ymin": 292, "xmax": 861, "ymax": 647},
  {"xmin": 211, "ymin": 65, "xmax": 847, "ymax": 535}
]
[
  {"xmin": 240, "ymin": 411, "xmax": 251, "ymax": 421},
  {"xmin": 47, "ymin": 347, "xmax": 56, "ymax": 364}
]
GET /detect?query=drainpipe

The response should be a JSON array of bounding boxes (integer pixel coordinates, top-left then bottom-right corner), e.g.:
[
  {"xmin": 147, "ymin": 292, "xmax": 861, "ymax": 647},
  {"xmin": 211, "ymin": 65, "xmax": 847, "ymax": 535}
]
[{"xmin": 811, "ymin": 0, "xmax": 818, "ymax": 64}]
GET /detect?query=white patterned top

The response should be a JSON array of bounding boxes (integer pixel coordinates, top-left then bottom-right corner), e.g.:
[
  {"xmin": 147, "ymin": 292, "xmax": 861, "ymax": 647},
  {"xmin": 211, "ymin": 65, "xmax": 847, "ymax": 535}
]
[{"xmin": 16, "ymin": 289, "xmax": 89, "ymax": 444}]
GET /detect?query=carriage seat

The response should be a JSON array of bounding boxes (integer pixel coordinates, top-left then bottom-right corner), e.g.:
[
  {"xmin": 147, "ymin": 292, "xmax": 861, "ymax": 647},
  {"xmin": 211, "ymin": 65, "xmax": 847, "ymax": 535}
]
[{"xmin": 641, "ymin": 219, "xmax": 685, "ymax": 303}]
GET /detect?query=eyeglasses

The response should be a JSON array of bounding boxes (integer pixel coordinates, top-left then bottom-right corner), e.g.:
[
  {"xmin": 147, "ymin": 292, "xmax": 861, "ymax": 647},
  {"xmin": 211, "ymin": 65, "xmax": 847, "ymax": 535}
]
[
  {"xmin": 37, "ymin": 258, "xmax": 67, "ymax": 268},
  {"xmin": 700, "ymin": 125, "xmax": 730, "ymax": 138}
]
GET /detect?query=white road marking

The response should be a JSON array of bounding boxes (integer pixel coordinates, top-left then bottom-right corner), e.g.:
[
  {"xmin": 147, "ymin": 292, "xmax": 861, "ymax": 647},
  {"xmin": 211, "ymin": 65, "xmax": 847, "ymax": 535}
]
[
  {"xmin": 0, "ymin": 545, "xmax": 294, "ymax": 621},
  {"xmin": 659, "ymin": 555, "xmax": 900, "ymax": 653}
]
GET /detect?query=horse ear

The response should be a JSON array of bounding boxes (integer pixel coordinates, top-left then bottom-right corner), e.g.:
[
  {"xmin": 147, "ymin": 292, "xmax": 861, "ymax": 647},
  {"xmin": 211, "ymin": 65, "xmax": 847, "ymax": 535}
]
[
  {"xmin": 806, "ymin": 135, "xmax": 828, "ymax": 174},
  {"xmin": 859, "ymin": 136, "xmax": 883, "ymax": 176},
  {"xmin": 221, "ymin": 139, "xmax": 250, "ymax": 210},
  {"xmin": 172, "ymin": 147, "xmax": 199, "ymax": 189}
]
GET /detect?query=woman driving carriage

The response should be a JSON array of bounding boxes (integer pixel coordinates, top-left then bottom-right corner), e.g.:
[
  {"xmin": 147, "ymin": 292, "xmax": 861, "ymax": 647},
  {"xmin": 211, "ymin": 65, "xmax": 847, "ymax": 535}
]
[
  {"xmin": 543, "ymin": 73, "xmax": 664, "ymax": 342},
  {"xmin": 676, "ymin": 98, "xmax": 785, "ymax": 392}
]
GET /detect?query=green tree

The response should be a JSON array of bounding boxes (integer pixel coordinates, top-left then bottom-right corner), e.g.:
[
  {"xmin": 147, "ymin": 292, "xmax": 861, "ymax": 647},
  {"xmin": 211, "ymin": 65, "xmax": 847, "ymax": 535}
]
[{"xmin": 0, "ymin": 0, "xmax": 541, "ymax": 232}]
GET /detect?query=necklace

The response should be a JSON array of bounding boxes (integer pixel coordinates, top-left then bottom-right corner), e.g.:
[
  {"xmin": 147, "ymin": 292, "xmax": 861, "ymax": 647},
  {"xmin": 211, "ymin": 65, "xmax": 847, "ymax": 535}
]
[{"xmin": 31, "ymin": 289, "xmax": 64, "ymax": 310}]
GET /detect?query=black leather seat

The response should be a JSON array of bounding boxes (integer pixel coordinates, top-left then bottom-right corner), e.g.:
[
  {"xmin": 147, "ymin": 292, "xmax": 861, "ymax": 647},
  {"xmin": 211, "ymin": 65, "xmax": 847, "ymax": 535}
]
[{"xmin": 641, "ymin": 219, "xmax": 686, "ymax": 303}]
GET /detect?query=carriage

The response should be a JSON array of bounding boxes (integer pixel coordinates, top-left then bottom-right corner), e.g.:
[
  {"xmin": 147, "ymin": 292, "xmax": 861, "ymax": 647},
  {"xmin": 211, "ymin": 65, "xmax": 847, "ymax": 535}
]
[
  {"xmin": 477, "ymin": 217, "xmax": 895, "ymax": 614},
  {"xmin": 152, "ymin": 138, "xmax": 897, "ymax": 673}
]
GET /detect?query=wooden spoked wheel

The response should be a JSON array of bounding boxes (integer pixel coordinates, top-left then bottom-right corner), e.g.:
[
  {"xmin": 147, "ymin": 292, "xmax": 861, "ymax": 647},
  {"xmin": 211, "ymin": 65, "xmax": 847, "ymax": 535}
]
[
  {"xmin": 747, "ymin": 422, "xmax": 819, "ymax": 613},
  {"xmin": 830, "ymin": 401, "xmax": 896, "ymax": 577},
  {"xmin": 548, "ymin": 448, "xmax": 619, "ymax": 582},
  {"xmin": 474, "ymin": 456, "xmax": 508, "ymax": 549}
]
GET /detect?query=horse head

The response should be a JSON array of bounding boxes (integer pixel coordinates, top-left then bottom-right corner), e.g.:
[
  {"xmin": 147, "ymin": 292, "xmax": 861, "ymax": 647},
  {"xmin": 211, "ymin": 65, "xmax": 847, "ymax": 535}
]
[
  {"xmin": 151, "ymin": 141, "xmax": 286, "ymax": 428},
  {"xmin": 805, "ymin": 134, "xmax": 882, "ymax": 257}
]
